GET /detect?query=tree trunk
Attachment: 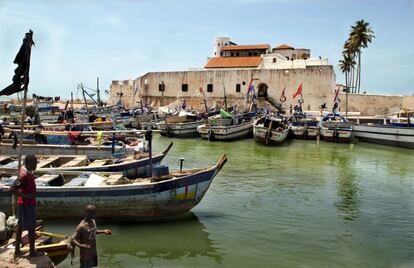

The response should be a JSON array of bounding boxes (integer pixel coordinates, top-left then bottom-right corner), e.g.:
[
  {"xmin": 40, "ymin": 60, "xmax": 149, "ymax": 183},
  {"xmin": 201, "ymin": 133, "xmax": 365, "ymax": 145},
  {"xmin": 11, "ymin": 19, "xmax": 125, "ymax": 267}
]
[{"xmin": 358, "ymin": 52, "xmax": 362, "ymax": 93}]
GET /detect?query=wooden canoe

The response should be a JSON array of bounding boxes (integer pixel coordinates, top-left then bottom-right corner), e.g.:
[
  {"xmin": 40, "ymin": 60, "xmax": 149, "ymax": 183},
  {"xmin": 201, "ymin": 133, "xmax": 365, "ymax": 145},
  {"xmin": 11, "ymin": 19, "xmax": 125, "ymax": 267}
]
[
  {"xmin": 0, "ymin": 142, "xmax": 173, "ymax": 178},
  {"xmin": 0, "ymin": 154, "xmax": 227, "ymax": 219}
]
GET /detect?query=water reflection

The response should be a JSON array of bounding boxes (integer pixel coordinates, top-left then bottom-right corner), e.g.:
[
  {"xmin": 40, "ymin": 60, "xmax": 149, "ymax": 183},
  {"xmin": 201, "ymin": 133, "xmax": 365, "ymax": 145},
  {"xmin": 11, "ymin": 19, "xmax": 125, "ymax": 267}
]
[
  {"xmin": 97, "ymin": 213, "xmax": 224, "ymax": 266},
  {"xmin": 329, "ymin": 148, "xmax": 360, "ymax": 221}
]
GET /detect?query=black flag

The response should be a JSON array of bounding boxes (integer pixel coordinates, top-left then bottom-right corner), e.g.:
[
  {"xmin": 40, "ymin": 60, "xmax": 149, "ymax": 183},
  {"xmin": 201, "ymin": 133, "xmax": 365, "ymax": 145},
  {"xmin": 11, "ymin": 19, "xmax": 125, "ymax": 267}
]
[{"xmin": 0, "ymin": 30, "xmax": 34, "ymax": 96}]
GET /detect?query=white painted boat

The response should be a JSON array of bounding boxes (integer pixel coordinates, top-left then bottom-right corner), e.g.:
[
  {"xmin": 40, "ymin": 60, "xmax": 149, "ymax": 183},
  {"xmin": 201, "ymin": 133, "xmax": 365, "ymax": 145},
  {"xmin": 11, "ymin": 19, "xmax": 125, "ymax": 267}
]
[
  {"xmin": 253, "ymin": 116, "xmax": 290, "ymax": 145},
  {"xmin": 353, "ymin": 124, "xmax": 414, "ymax": 149},
  {"xmin": 197, "ymin": 112, "xmax": 254, "ymax": 141},
  {"xmin": 157, "ymin": 120, "xmax": 206, "ymax": 138},
  {"xmin": 0, "ymin": 155, "xmax": 227, "ymax": 219},
  {"xmin": 198, "ymin": 121, "xmax": 253, "ymax": 141},
  {"xmin": 319, "ymin": 113, "xmax": 353, "ymax": 143},
  {"xmin": 289, "ymin": 113, "xmax": 319, "ymax": 139}
]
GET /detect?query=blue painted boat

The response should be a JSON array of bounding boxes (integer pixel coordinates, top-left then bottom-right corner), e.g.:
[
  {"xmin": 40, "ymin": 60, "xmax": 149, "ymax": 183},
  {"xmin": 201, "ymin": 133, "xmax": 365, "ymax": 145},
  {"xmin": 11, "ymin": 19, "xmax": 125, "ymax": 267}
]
[{"xmin": 0, "ymin": 154, "xmax": 227, "ymax": 219}]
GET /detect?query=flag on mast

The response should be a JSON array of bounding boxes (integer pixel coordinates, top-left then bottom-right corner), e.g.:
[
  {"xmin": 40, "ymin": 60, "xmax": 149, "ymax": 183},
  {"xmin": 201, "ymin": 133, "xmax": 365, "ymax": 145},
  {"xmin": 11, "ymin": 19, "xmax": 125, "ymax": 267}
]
[
  {"xmin": 292, "ymin": 83, "xmax": 303, "ymax": 99},
  {"xmin": 246, "ymin": 79, "xmax": 255, "ymax": 97},
  {"xmin": 333, "ymin": 85, "xmax": 340, "ymax": 103},
  {"xmin": 0, "ymin": 31, "xmax": 35, "ymax": 96}
]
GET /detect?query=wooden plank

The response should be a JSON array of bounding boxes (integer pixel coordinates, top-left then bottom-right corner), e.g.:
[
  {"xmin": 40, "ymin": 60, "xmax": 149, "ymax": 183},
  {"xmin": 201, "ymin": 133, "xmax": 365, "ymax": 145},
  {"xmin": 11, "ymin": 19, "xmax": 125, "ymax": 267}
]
[
  {"xmin": 37, "ymin": 156, "xmax": 61, "ymax": 168},
  {"xmin": 60, "ymin": 156, "xmax": 89, "ymax": 167},
  {"xmin": 87, "ymin": 159, "xmax": 109, "ymax": 167},
  {"xmin": 103, "ymin": 174, "xmax": 127, "ymax": 185},
  {"xmin": 36, "ymin": 174, "xmax": 60, "ymax": 185}
]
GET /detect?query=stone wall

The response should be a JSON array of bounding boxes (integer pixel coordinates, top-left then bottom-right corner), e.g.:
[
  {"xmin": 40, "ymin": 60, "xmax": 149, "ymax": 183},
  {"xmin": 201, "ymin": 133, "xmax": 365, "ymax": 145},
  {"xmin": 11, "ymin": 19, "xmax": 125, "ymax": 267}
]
[
  {"xmin": 338, "ymin": 93, "xmax": 414, "ymax": 116},
  {"xmin": 109, "ymin": 68, "xmax": 413, "ymax": 116},
  {"xmin": 112, "ymin": 66, "xmax": 336, "ymax": 111}
]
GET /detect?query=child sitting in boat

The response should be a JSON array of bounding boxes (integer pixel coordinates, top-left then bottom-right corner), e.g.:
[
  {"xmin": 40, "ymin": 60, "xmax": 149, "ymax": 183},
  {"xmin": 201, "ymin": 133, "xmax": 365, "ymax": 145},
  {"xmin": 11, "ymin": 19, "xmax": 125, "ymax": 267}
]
[{"xmin": 72, "ymin": 204, "xmax": 112, "ymax": 268}]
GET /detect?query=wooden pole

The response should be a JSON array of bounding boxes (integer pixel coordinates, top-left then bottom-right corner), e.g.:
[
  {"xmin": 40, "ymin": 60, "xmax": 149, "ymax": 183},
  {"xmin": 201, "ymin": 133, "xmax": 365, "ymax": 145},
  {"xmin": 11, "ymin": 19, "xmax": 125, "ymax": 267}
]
[{"xmin": 15, "ymin": 30, "xmax": 34, "ymax": 215}]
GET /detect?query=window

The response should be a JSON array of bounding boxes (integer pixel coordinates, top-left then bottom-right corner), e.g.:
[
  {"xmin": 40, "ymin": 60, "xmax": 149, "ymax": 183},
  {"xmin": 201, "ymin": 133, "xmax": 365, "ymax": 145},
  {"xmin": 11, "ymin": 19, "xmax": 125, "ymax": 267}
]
[
  {"xmin": 231, "ymin": 53, "xmax": 234, "ymax": 57},
  {"xmin": 236, "ymin": 52, "xmax": 239, "ymax": 56},
  {"xmin": 285, "ymin": 56, "xmax": 290, "ymax": 60},
  {"xmin": 207, "ymin": 84, "xmax": 213, "ymax": 92},
  {"xmin": 242, "ymin": 81, "xmax": 246, "ymax": 85},
  {"xmin": 220, "ymin": 51, "xmax": 223, "ymax": 56},
  {"xmin": 236, "ymin": 84, "xmax": 241, "ymax": 92},
  {"xmin": 272, "ymin": 58, "xmax": 276, "ymax": 63},
  {"xmin": 159, "ymin": 83, "xmax": 165, "ymax": 92},
  {"xmin": 181, "ymin": 84, "xmax": 188, "ymax": 92},
  {"xmin": 214, "ymin": 52, "xmax": 216, "ymax": 56},
  {"xmin": 248, "ymin": 52, "xmax": 252, "ymax": 56}
]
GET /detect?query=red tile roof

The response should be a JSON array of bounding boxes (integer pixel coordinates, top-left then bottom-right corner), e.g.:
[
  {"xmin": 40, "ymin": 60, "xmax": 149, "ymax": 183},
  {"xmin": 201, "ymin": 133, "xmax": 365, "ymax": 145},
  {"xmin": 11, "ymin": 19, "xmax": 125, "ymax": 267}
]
[
  {"xmin": 205, "ymin": 56, "xmax": 262, "ymax": 68},
  {"xmin": 221, "ymin": 44, "xmax": 270, "ymax": 51},
  {"xmin": 274, "ymin": 44, "xmax": 294, "ymax": 50}
]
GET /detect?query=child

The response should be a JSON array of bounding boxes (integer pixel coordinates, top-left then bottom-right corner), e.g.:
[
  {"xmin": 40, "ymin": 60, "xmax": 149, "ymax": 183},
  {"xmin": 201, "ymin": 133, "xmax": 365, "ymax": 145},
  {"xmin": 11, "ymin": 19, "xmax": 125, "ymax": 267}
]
[
  {"xmin": 10, "ymin": 154, "xmax": 43, "ymax": 258},
  {"xmin": 72, "ymin": 204, "xmax": 112, "ymax": 268}
]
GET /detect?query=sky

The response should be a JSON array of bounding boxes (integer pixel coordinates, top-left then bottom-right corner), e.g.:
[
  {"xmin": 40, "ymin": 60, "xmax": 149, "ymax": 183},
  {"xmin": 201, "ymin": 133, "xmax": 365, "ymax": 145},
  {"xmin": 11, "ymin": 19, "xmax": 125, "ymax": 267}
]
[{"xmin": 0, "ymin": 0, "xmax": 413, "ymax": 99}]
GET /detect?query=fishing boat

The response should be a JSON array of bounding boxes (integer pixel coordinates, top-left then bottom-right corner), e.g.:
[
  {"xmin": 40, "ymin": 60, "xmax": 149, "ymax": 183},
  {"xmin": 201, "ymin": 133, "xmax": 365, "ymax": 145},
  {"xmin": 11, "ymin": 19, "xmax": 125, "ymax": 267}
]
[
  {"xmin": 0, "ymin": 141, "xmax": 139, "ymax": 159},
  {"xmin": 157, "ymin": 111, "xmax": 206, "ymax": 138},
  {"xmin": 0, "ymin": 142, "xmax": 172, "ymax": 178},
  {"xmin": 289, "ymin": 112, "xmax": 319, "ymax": 139},
  {"xmin": 197, "ymin": 109, "xmax": 255, "ymax": 141},
  {"xmin": 253, "ymin": 116, "xmax": 290, "ymax": 145},
  {"xmin": 0, "ymin": 155, "xmax": 227, "ymax": 219},
  {"xmin": 352, "ymin": 124, "xmax": 414, "ymax": 149},
  {"xmin": 319, "ymin": 112, "xmax": 353, "ymax": 142}
]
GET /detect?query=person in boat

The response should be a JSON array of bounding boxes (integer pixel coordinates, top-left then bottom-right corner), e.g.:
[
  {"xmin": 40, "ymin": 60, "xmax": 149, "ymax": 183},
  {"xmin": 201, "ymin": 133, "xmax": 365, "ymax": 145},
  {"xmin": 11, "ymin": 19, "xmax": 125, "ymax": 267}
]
[
  {"xmin": 72, "ymin": 204, "xmax": 112, "ymax": 268},
  {"xmin": 9, "ymin": 155, "xmax": 44, "ymax": 258}
]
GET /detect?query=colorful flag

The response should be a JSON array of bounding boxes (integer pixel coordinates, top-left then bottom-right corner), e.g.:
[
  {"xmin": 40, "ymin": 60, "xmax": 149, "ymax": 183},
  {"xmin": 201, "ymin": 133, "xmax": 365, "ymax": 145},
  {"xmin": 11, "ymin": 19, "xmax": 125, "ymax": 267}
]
[
  {"xmin": 333, "ymin": 86, "xmax": 340, "ymax": 103},
  {"xmin": 246, "ymin": 79, "xmax": 255, "ymax": 97},
  {"xmin": 292, "ymin": 83, "xmax": 303, "ymax": 99}
]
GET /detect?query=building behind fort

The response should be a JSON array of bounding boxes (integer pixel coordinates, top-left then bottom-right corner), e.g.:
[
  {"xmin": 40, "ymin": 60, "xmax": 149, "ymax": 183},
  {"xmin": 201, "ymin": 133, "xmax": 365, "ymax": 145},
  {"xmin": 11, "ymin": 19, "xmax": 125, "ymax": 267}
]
[{"xmin": 109, "ymin": 37, "xmax": 413, "ymax": 115}]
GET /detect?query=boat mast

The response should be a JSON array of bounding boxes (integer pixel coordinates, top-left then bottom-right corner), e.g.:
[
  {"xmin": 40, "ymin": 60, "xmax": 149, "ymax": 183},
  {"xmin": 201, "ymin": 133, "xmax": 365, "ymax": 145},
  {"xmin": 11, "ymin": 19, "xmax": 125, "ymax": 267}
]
[
  {"xmin": 97, "ymin": 77, "xmax": 101, "ymax": 108},
  {"xmin": 81, "ymin": 83, "xmax": 88, "ymax": 111},
  {"xmin": 223, "ymin": 86, "xmax": 228, "ymax": 111}
]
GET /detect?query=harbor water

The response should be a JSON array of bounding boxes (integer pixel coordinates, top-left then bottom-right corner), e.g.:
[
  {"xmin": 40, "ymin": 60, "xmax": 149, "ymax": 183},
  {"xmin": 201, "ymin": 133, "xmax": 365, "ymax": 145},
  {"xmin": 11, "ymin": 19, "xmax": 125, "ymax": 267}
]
[{"xmin": 51, "ymin": 136, "xmax": 414, "ymax": 267}]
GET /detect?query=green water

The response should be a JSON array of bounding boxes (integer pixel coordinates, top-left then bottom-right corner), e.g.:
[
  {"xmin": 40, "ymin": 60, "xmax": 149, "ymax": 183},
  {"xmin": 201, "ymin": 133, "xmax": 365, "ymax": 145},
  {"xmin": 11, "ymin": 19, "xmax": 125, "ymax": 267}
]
[{"xmin": 50, "ymin": 136, "xmax": 414, "ymax": 268}]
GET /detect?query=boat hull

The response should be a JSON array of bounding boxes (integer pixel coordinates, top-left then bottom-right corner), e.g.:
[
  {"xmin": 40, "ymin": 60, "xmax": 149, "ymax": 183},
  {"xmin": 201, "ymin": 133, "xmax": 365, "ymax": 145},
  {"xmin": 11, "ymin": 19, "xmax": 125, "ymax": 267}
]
[
  {"xmin": 320, "ymin": 128, "xmax": 352, "ymax": 143},
  {"xmin": 157, "ymin": 121, "xmax": 205, "ymax": 138},
  {"xmin": 0, "ymin": 143, "xmax": 134, "ymax": 159},
  {"xmin": 0, "ymin": 168, "xmax": 220, "ymax": 219},
  {"xmin": 353, "ymin": 125, "xmax": 414, "ymax": 149},
  {"xmin": 198, "ymin": 122, "xmax": 253, "ymax": 141},
  {"xmin": 253, "ymin": 126, "xmax": 289, "ymax": 145}
]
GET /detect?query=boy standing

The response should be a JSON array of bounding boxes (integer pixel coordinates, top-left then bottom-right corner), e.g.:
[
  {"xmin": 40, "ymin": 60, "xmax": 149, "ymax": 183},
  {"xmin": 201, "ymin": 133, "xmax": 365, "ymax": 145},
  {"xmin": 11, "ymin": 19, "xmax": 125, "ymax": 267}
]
[
  {"xmin": 11, "ymin": 154, "xmax": 43, "ymax": 258},
  {"xmin": 72, "ymin": 204, "xmax": 112, "ymax": 268}
]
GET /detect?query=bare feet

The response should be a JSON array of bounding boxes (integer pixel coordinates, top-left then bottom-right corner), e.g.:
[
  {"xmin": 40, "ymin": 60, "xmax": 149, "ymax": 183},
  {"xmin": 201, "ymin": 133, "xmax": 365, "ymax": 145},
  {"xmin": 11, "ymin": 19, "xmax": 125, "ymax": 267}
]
[
  {"xmin": 14, "ymin": 250, "xmax": 23, "ymax": 257},
  {"xmin": 29, "ymin": 251, "xmax": 45, "ymax": 258}
]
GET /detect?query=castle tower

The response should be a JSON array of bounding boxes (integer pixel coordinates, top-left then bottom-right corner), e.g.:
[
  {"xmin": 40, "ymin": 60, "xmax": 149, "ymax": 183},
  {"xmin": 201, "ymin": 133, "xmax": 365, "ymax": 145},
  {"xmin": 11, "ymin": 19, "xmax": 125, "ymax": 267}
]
[{"xmin": 213, "ymin": 37, "xmax": 230, "ymax": 57}]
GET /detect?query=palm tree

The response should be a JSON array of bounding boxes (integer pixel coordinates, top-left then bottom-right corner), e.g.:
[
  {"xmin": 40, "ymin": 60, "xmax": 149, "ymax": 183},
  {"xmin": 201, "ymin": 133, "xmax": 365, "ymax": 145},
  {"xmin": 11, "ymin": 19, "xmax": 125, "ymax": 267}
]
[
  {"xmin": 339, "ymin": 52, "xmax": 356, "ymax": 93},
  {"xmin": 348, "ymin": 20, "xmax": 375, "ymax": 93}
]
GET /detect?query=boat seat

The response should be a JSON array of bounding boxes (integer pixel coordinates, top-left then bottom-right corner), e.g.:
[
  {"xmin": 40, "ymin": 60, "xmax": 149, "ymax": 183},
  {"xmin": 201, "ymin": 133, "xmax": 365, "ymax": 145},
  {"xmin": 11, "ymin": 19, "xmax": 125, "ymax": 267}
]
[
  {"xmin": 37, "ymin": 156, "xmax": 61, "ymax": 168},
  {"xmin": 102, "ymin": 174, "xmax": 128, "ymax": 185},
  {"xmin": 87, "ymin": 159, "xmax": 109, "ymax": 167},
  {"xmin": 35, "ymin": 174, "xmax": 62, "ymax": 187},
  {"xmin": 0, "ymin": 156, "xmax": 12, "ymax": 165},
  {"xmin": 61, "ymin": 156, "xmax": 89, "ymax": 168}
]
